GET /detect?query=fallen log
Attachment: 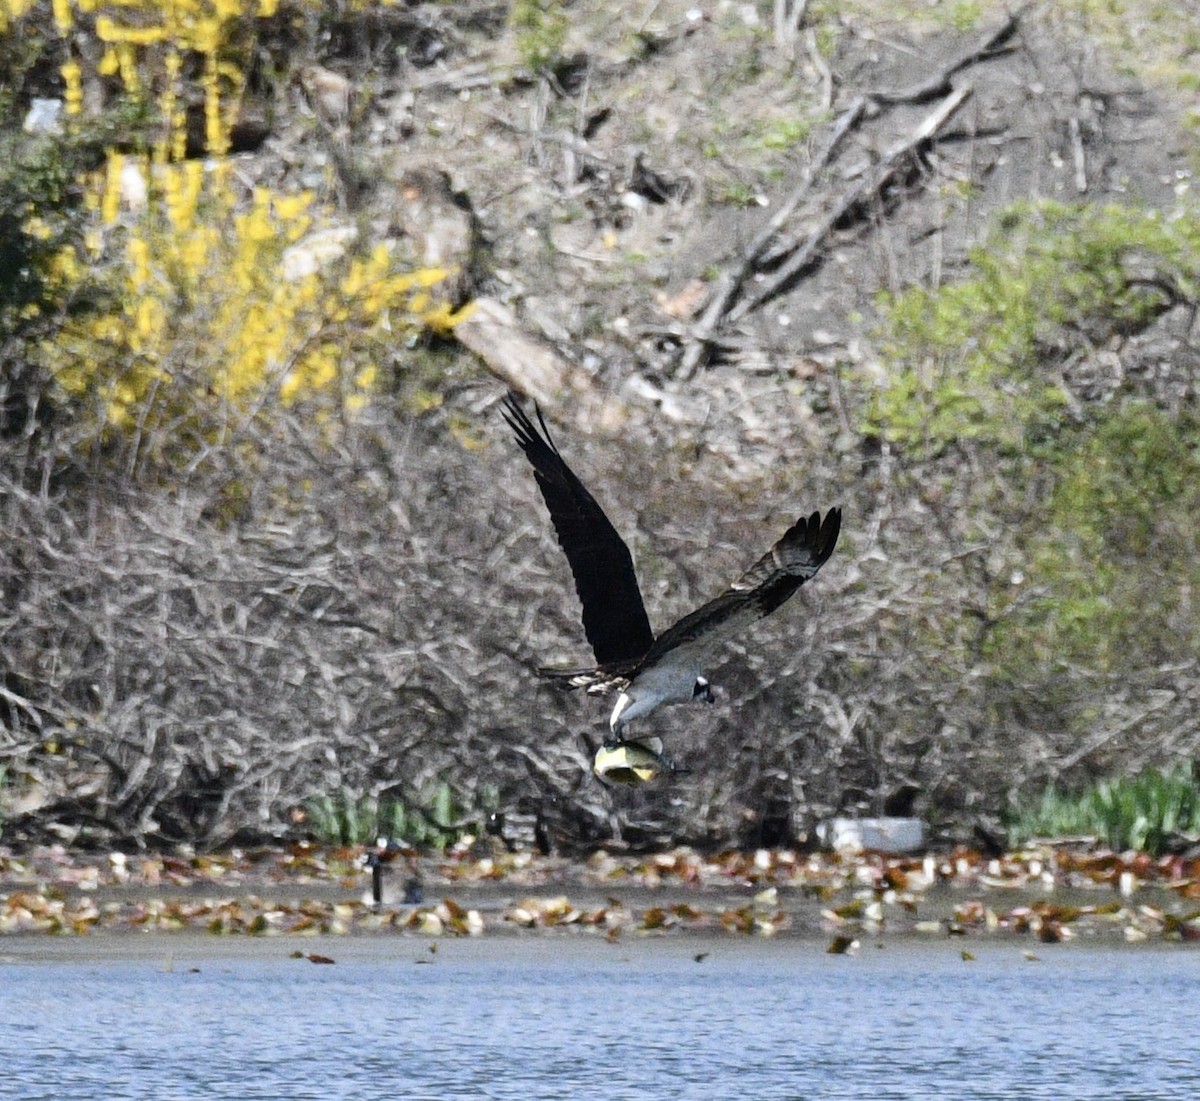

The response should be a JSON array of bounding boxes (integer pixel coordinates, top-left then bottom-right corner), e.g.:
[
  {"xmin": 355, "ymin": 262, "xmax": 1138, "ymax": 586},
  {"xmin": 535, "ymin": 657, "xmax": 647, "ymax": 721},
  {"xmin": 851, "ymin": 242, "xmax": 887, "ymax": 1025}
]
[
  {"xmin": 677, "ymin": 95, "xmax": 869, "ymax": 379},
  {"xmin": 729, "ymin": 84, "xmax": 973, "ymax": 324},
  {"xmin": 675, "ymin": 8, "xmax": 1024, "ymax": 376},
  {"xmin": 870, "ymin": 8, "xmax": 1022, "ymax": 105}
]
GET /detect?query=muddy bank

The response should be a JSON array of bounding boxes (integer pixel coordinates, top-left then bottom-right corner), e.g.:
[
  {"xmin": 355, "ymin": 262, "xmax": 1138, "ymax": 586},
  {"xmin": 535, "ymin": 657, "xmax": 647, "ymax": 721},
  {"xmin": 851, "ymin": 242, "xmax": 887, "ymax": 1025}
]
[{"xmin": 3, "ymin": 843, "xmax": 1198, "ymax": 947}]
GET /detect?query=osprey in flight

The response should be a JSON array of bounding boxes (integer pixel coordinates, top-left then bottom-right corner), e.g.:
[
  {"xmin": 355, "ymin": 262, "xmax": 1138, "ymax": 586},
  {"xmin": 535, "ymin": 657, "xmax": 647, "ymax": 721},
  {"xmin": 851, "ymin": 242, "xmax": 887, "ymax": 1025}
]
[{"xmin": 501, "ymin": 394, "xmax": 841, "ymax": 745}]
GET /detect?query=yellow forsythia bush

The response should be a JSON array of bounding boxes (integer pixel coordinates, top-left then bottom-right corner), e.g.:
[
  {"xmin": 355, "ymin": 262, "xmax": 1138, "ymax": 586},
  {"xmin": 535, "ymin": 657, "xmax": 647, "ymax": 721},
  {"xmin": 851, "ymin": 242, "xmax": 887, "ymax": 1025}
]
[
  {"xmin": 51, "ymin": 155, "xmax": 463, "ymax": 445},
  {"xmin": 8, "ymin": 1, "xmax": 466, "ymax": 464}
]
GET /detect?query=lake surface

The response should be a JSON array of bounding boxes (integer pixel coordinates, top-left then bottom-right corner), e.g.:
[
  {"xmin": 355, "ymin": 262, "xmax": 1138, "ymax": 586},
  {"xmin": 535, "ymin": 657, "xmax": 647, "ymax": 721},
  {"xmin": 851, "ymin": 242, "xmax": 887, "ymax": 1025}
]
[{"xmin": 1, "ymin": 935, "xmax": 1196, "ymax": 1099}]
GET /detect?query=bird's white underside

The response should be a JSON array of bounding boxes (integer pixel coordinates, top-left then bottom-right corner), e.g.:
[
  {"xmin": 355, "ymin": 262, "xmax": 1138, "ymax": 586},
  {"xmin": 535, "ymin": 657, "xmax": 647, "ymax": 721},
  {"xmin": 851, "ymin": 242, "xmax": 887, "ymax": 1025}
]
[{"xmin": 609, "ymin": 654, "xmax": 704, "ymax": 734}]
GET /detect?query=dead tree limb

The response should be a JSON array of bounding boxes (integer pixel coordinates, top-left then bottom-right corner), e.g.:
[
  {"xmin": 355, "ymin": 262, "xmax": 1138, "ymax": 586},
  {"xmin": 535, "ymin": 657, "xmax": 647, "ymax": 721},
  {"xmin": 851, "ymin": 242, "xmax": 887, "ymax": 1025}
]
[
  {"xmin": 1068, "ymin": 115, "xmax": 1088, "ymax": 193},
  {"xmin": 774, "ymin": 0, "xmax": 811, "ymax": 53},
  {"xmin": 675, "ymin": 10, "xmax": 1022, "ymax": 376},
  {"xmin": 728, "ymin": 84, "xmax": 973, "ymax": 324},
  {"xmin": 870, "ymin": 8, "xmax": 1023, "ymax": 105},
  {"xmin": 678, "ymin": 95, "xmax": 869, "ymax": 378}
]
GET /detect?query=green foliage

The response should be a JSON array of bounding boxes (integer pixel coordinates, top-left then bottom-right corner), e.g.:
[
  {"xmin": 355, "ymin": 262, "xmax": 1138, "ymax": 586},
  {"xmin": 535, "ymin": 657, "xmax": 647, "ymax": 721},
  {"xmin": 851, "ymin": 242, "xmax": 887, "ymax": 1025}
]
[
  {"xmin": 988, "ymin": 404, "xmax": 1200, "ymax": 673},
  {"xmin": 1007, "ymin": 765, "xmax": 1200, "ymax": 855},
  {"xmin": 757, "ymin": 115, "xmax": 822, "ymax": 151},
  {"xmin": 306, "ymin": 781, "xmax": 469, "ymax": 850},
  {"xmin": 868, "ymin": 199, "xmax": 1200, "ymax": 456},
  {"xmin": 715, "ymin": 180, "xmax": 764, "ymax": 208},
  {"xmin": 0, "ymin": 114, "xmax": 126, "ymax": 449},
  {"xmin": 509, "ymin": 0, "xmax": 569, "ymax": 75},
  {"xmin": 0, "ymin": 124, "xmax": 96, "ymax": 337},
  {"xmin": 943, "ymin": 1, "xmax": 984, "ymax": 31}
]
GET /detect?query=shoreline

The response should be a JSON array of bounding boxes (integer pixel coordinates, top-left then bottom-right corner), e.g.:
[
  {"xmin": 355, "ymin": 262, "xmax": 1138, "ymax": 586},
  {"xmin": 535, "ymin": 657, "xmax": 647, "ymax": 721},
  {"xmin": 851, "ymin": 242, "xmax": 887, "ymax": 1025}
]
[
  {"xmin": 3, "ymin": 842, "xmax": 1199, "ymax": 947},
  {"xmin": 3, "ymin": 926, "xmax": 1195, "ymax": 967}
]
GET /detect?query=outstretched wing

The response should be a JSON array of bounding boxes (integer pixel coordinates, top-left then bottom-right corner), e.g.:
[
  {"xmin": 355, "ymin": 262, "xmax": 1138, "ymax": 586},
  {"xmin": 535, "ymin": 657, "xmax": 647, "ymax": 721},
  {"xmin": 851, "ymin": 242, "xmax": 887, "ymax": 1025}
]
[
  {"xmin": 639, "ymin": 507, "xmax": 841, "ymax": 668},
  {"xmin": 501, "ymin": 394, "xmax": 655, "ymax": 667}
]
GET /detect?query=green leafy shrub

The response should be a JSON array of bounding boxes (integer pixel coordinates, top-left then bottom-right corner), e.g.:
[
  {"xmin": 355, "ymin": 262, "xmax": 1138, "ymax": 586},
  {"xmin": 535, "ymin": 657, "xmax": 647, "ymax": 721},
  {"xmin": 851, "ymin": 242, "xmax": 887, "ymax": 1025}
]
[
  {"xmin": 1029, "ymin": 405, "xmax": 1199, "ymax": 667},
  {"xmin": 306, "ymin": 781, "xmax": 471, "ymax": 850},
  {"xmin": 982, "ymin": 403, "xmax": 1200, "ymax": 676},
  {"xmin": 0, "ymin": 133, "xmax": 82, "ymax": 330},
  {"xmin": 867, "ymin": 199, "xmax": 1200, "ymax": 456},
  {"xmin": 509, "ymin": 0, "xmax": 568, "ymax": 74},
  {"xmin": 1007, "ymin": 765, "xmax": 1200, "ymax": 855}
]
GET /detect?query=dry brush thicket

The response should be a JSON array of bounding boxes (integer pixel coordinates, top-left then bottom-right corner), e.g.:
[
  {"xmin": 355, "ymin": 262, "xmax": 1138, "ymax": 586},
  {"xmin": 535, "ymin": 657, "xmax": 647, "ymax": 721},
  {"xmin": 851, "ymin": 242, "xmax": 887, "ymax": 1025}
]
[{"xmin": 2, "ymin": 1, "xmax": 1199, "ymax": 851}]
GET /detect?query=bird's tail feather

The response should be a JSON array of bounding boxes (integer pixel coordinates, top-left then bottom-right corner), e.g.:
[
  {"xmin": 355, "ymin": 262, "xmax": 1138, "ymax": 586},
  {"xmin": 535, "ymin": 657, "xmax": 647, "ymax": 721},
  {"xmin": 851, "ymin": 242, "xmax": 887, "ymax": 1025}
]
[{"xmin": 535, "ymin": 666, "xmax": 624, "ymax": 695}]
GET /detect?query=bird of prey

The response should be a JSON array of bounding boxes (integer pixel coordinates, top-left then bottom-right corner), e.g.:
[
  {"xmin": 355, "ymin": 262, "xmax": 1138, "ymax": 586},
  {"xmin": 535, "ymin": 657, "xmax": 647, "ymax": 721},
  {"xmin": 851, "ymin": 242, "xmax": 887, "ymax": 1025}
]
[{"xmin": 501, "ymin": 393, "xmax": 840, "ymax": 748}]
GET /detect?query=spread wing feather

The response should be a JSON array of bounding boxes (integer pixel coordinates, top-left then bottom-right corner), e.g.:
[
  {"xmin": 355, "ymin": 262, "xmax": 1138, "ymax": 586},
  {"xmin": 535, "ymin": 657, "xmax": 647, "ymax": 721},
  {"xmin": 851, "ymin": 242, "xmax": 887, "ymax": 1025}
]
[
  {"xmin": 501, "ymin": 394, "xmax": 655, "ymax": 667},
  {"xmin": 638, "ymin": 508, "xmax": 841, "ymax": 669}
]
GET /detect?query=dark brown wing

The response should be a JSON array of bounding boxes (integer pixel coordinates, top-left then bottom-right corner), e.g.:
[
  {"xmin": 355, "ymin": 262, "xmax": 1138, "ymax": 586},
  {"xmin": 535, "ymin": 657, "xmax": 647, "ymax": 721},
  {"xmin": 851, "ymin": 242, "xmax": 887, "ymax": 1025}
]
[
  {"xmin": 638, "ymin": 507, "xmax": 841, "ymax": 668},
  {"xmin": 501, "ymin": 394, "xmax": 655, "ymax": 667}
]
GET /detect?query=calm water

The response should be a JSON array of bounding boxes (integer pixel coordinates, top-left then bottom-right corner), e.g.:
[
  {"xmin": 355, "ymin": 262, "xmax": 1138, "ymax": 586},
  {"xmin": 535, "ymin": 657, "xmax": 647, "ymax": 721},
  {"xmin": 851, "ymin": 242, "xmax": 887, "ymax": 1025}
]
[{"xmin": 1, "ymin": 935, "xmax": 1197, "ymax": 1099}]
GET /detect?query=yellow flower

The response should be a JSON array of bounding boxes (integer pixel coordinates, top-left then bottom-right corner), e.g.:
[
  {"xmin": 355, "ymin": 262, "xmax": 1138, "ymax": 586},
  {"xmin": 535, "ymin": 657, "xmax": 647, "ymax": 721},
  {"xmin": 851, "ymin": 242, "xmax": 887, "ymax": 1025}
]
[
  {"xmin": 24, "ymin": 216, "xmax": 52, "ymax": 241},
  {"xmin": 55, "ymin": 127, "xmax": 477, "ymax": 459},
  {"xmin": 117, "ymin": 43, "xmax": 141, "ymax": 92},
  {"xmin": 191, "ymin": 16, "xmax": 222, "ymax": 56},
  {"xmin": 127, "ymin": 236, "xmax": 151, "ymax": 290},
  {"xmin": 98, "ymin": 47, "xmax": 120, "ymax": 77},
  {"xmin": 61, "ymin": 60, "xmax": 84, "ymax": 115},
  {"xmin": 101, "ymin": 154, "xmax": 125, "ymax": 225},
  {"xmin": 273, "ymin": 191, "xmax": 314, "ymax": 224},
  {"xmin": 131, "ymin": 298, "xmax": 164, "ymax": 352},
  {"xmin": 52, "ymin": 0, "xmax": 73, "ymax": 35},
  {"xmin": 48, "ymin": 245, "xmax": 81, "ymax": 286},
  {"xmin": 203, "ymin": 73, "xmax": 229, "ymax": 154}
]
